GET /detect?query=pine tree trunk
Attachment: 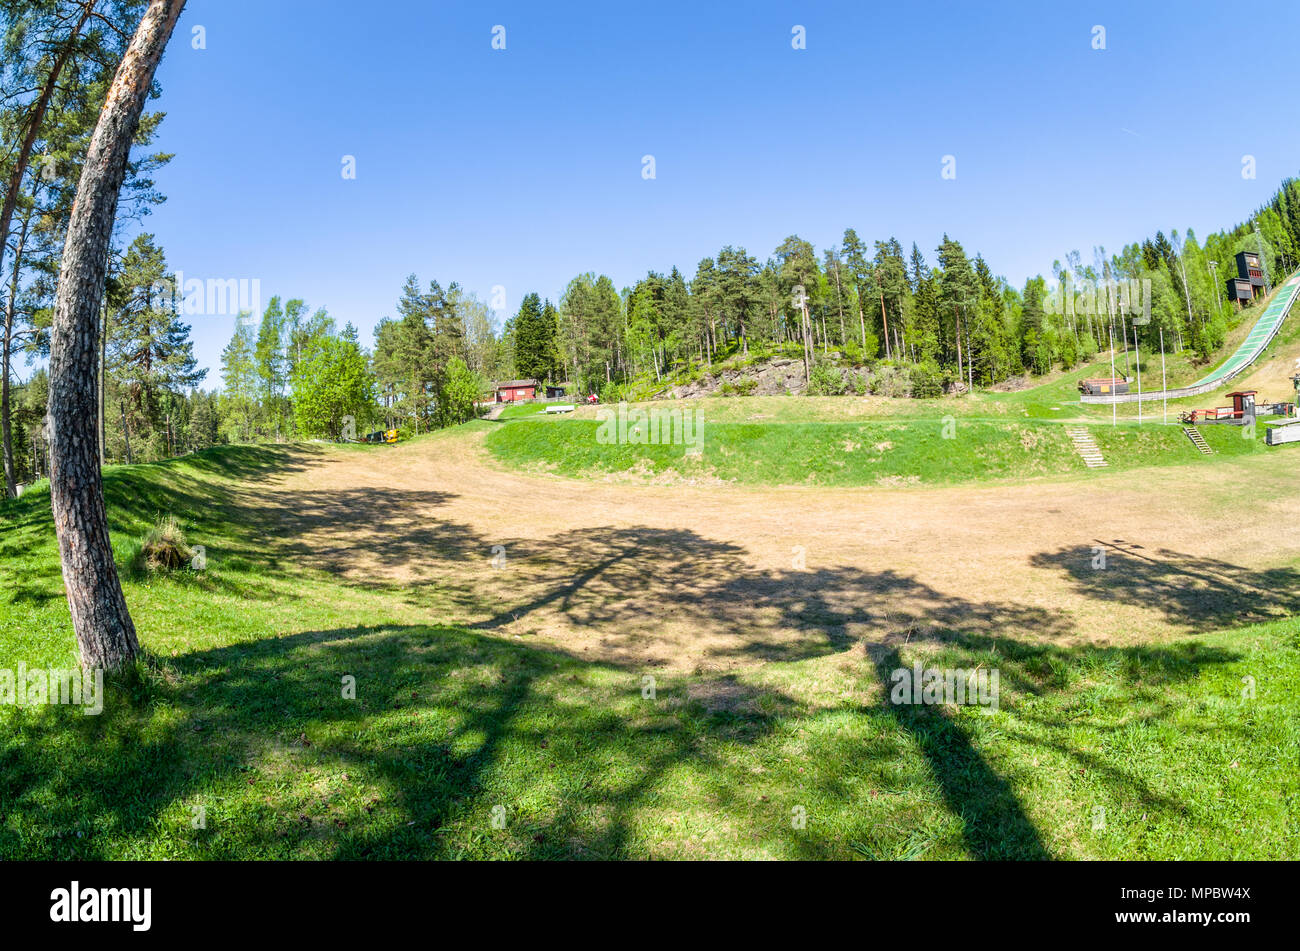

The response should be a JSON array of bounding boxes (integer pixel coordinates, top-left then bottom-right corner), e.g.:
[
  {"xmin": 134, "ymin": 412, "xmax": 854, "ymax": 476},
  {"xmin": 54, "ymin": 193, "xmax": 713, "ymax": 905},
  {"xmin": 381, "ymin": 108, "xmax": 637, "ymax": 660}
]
[
  {"xmin": 967, "ymin": 314, "xmax": 974, "ymax": 392},
  {"xmin": 119, "ymin": 402, "xmax": 133, "ymax": 463},
  {"xmin": 47, "ymin": 0, "xmax": 186, "ymax": 672},
  {"xmin": 878, "ymin": 288, "xmax": 890, "ymax": 360},
  {"xmin": 799, "ymin": 304, "xmax": 810, "ymax": 382},
  {"xmin": 955, "ymin": 307, "xmax": 963, "ymax": 388}
]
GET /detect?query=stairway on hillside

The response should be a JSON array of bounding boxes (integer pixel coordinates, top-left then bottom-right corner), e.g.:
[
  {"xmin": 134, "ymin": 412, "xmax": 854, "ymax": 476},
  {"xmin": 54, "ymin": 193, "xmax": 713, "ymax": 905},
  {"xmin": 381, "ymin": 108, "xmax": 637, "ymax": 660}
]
[
  {"xmin": 1183, "ymin": 426, "xmax": 1213, "ymax": 454},
  {"xmin": 1065, "ymin": 427, "xmax": 1108, "ymax": 468}
]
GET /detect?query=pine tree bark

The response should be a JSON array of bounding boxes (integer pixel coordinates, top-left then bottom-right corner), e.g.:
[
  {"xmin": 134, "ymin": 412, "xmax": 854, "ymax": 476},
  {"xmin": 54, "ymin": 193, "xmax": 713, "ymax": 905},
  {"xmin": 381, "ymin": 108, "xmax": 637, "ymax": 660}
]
[
  {"xmin": 47, "ymin": 0, "xmax": 186, "ymax": 672},
  {"xmin": 878, "ymin": 285, "xmax": 890, "ymax": 360},
  {"xmin": 119, "ymin": 401, "xmax": 133, "ymax": 464}
]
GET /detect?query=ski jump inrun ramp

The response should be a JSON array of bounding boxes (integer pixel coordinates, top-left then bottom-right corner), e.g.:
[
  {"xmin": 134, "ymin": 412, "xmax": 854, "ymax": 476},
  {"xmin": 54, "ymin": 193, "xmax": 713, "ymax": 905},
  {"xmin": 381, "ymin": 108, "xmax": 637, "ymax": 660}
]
[{"xmin": 1081, "ymin": 272, "xmax": 1300, "ymax": 405}]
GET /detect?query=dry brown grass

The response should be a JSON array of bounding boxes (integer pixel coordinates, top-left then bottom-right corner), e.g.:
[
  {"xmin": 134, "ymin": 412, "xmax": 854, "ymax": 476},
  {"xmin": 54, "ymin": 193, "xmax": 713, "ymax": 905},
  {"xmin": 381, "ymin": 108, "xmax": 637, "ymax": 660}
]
[{"xmin": 229, "ymin": 427, "xmax": 1300, "ymax": 672}]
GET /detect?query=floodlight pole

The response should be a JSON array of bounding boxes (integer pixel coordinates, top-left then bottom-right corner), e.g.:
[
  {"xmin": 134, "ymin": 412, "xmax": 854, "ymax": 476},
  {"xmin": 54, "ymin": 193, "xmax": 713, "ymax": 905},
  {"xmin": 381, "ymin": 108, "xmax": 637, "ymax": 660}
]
[
  {"xmin": 1133, "ymin": 323, "xmax": 1142, "ymax": 425},
  {"xmin": 1109, "ymin": 323, "xmax": 1117, "ymax": 427},
  {"xmin": 1207, "ymin": 261, "xmax": 1222, "ymax": 319}
]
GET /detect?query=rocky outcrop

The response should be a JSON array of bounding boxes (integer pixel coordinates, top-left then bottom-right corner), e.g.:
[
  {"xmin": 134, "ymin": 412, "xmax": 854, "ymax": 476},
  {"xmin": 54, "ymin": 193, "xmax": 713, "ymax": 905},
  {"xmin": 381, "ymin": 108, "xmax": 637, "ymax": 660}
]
[
  {"xmin": 660, "ymin": 355, "xmax": 926, "ymax": 400},
  {"xmin": 665, "ymin": 358, "xmax": 808, "ymax": 398}
]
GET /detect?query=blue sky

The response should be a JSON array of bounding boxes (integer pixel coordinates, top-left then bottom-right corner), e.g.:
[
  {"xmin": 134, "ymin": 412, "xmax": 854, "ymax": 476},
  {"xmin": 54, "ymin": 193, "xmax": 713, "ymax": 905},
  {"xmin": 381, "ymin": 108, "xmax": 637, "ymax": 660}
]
[{"xmin": 141, "ymin": 0, "xmax": 1300, "ymax": 378}]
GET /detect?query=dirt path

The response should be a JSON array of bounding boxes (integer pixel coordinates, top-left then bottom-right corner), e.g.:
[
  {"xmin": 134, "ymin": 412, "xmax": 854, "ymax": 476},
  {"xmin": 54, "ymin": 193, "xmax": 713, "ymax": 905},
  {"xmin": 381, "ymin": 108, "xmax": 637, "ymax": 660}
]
[{"xmin": 251, "ymin": 427, "xmax": 1300, "ymax": 671}]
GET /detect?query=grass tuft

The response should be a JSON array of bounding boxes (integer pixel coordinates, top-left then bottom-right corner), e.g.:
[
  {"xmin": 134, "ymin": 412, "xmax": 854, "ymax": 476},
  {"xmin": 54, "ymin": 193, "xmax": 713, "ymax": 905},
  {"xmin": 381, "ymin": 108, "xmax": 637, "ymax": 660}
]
[{"xmin": 137, "ymin": 515, "xmax": 194, "ymax": 573}]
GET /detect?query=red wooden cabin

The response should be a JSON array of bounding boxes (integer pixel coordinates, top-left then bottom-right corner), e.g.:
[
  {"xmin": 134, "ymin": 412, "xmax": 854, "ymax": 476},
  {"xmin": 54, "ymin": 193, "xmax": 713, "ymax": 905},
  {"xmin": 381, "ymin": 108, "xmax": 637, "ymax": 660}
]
[{"xmin": 494, "ymin": 379, "xmax": 540, "ymax": 403}]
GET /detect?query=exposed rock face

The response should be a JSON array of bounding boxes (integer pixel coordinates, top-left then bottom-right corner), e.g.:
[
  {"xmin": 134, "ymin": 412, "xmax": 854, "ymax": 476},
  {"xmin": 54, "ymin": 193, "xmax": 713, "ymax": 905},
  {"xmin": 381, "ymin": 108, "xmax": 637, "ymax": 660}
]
[
  {"xmin": 989, "ymin": 374, "xmax": 1031, "ymax": 392},
  {"xmin": 658, "ymin": 355, "xmax": 931, "ymax": 400},
  {"xmin": 666, "ymin": 358, "xmax": 809, "ymax": 398}
]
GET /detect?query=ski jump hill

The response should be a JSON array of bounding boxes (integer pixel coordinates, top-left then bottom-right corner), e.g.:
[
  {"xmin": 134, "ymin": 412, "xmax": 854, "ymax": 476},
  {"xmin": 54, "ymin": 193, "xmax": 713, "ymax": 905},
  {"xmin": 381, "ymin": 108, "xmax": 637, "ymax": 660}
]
[{"xmin": 1081, "ymin": 272, "xmax": 1300, "ymax": 405}]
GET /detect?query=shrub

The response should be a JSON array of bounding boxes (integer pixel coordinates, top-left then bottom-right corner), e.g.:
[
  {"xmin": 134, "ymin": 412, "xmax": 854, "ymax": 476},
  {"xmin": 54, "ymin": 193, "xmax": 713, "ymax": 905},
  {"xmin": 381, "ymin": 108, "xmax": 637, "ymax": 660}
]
[
  {"xmin": 870, "ymin": 364, "xmax": 912, "ymax": 398},
  {"xmin": 1059, "ymin": 334, "xmax": 1079, "ymax": 370},
  {"xmin": 1206, "ymin": 314, "xmax": 1227, "ymax": 352},
  {"xmin": 909, "ymin": 362, "xmax": 944, "ymax": 399},
  {"xmin": 843, "ymin": 332, "xmax": 879, "ymax": 365},
  {"xmin": 719, "ymin": 377, "xmax": 758, "ymax": 397},
  {"xmin": 599, "ymin": 380, "xmax": 630, "ymax": 403},
  {"xmin": 807, "ymin": 362, "xmax": 848, "ymax": 396}
]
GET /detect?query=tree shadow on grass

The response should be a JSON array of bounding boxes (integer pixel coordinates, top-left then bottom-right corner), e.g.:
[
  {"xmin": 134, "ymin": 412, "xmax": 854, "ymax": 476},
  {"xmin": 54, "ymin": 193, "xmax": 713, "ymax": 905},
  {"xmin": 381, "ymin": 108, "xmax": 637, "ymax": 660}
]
[
  {"xmin": 229, "ymin": 487, "xmax": 472, "ymax": 582},
  {"xmin": 860, "ymin": 644, "xmax": 1052, "ymax": 860},
  {"xmin": 1030, "ymin": 541, "xmax": 1300, "ymax": 631},
  {"xmin": 0, "ymin": 444, "xmax": 332, "ymax": 609},
  {"xmin": 0, "ymin": 561, "xmax": 1251, "ymax": 861},
  {"xmin": 0, "ymin": 622, "xmax": 808, "ymax": 859},
  {"xmin": 1, "ymin": 471, "xmax": 1272, "ymax": 859}
]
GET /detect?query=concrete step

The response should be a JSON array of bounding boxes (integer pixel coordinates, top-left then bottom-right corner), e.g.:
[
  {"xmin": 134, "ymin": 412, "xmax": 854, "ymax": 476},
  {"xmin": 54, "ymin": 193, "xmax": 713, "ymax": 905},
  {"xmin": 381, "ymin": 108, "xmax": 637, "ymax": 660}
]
[{"xmin": 1065, "ymin": 428, "xmax": 1107, "ymax": 468}]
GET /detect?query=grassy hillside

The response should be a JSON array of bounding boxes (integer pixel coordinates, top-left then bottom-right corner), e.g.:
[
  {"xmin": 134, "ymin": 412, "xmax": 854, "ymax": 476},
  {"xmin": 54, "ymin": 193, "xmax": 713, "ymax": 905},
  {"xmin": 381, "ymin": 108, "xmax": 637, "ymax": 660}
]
[
  {"xmin": 495, "ymin": 401, "xmax": 578, "ymax": 420},
  {"xmin": 2, "ymin": 441, "xmax": 1297, "ymax": 858},
  {"xmin": 484, "ymin": 413, "xmax": 1273, "ymax": 487}
]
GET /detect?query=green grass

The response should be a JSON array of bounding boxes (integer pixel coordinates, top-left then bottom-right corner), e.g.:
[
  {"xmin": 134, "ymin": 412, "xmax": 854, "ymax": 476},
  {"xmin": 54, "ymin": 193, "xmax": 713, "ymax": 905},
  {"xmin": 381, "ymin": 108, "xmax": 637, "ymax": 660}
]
[
  {"xmin": 495, "ymin": 401, "xmax": 577, "ymax": 420},
  {"xmin": 2, "ymin": 442, "xmax": 1297, "ymax": 858},
  {"xmin": 484, "ymin": 413, "xmax": 1272, "ymax": 487}
]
